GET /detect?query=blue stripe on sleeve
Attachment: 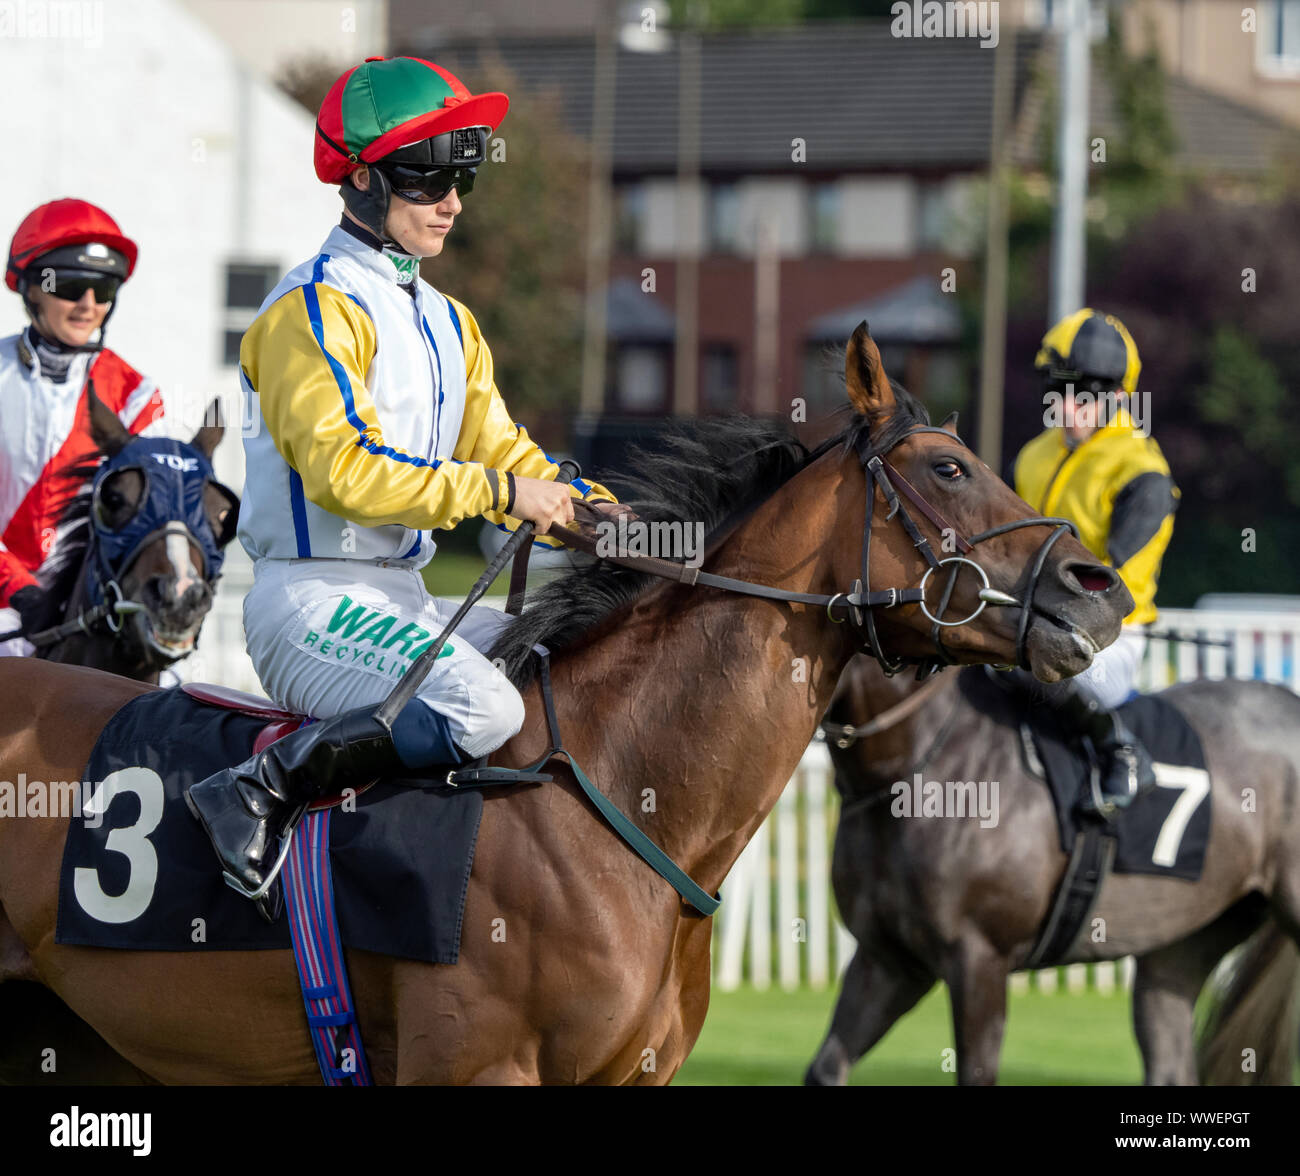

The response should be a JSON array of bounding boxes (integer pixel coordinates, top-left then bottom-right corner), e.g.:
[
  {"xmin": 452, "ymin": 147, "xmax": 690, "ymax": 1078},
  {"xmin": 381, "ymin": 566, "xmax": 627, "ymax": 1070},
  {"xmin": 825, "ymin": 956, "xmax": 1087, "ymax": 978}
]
[{"xmin": 289, "ymin": 467, "xmax": 311, "ymax": 556}]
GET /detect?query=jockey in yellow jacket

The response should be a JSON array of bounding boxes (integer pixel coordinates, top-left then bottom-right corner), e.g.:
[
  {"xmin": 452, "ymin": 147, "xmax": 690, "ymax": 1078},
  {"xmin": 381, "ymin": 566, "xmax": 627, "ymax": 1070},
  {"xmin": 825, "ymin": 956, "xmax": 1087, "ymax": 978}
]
[
  {"xmin": 186, "ymin": 57, "xmax": 622, "ymax": 912},
  {"xmin": 1010, "ymin": 309, "xmax": 1179, "ymax": 814}
]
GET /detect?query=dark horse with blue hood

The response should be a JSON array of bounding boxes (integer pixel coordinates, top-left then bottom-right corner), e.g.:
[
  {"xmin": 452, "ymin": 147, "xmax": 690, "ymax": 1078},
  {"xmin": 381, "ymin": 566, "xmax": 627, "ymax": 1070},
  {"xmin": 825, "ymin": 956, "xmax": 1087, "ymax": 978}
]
[{"xmin": 23, "ymin": 384, "xmax": 238, "ymax": 682}]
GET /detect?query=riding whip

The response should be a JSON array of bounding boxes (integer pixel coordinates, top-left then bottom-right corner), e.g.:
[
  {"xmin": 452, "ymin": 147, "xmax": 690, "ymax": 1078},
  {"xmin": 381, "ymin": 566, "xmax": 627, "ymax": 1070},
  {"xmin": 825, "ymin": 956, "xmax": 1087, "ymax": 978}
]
[{"xmin": 374, "ymin": 460, "xmax": 580, "ymax": 726}]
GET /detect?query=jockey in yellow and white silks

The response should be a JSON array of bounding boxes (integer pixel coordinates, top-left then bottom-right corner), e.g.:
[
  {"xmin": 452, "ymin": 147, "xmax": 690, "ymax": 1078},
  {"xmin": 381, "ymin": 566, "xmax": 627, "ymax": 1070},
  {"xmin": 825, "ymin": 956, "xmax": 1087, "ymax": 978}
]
[
  {"xmin": 186, "ymin": 57, "xmax": 619, "ymax": 912},
  {"xmin": 1007, "ymin": 308, "xmax": 1179, "ymax": 816}
]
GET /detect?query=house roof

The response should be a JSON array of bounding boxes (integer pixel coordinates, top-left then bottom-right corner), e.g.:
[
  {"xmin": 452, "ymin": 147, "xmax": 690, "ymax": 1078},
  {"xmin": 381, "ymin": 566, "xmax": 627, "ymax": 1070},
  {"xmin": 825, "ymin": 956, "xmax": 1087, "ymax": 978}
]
[
  {"xmin": 606, "ymin": 276, "xmax": 675, "ymax": 341},
  {"xmin": 403, "ymin": 23, "xmax": 1300, "ymax": 178},
  {"xmin": 407, "ymin": 23, "xmax": 1041, "ymax": 173},
  {"xmin": 807, "ymin": 274, "xmax": 963, "ymax": 344}
]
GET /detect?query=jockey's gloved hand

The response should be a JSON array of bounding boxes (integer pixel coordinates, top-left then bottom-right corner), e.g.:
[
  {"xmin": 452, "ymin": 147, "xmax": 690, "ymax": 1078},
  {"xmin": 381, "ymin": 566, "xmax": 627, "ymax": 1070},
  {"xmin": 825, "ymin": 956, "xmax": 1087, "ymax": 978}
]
[{"xmin": 10, "ymin": 585, "xmax": 59, "ymax": 635}]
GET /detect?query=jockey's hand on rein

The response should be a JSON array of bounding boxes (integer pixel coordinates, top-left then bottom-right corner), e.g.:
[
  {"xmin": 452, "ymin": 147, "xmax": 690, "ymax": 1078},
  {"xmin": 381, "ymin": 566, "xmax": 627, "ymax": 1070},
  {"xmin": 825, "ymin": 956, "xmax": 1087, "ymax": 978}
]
[
  {"xmin": 10, "ymin": 584, "xmax": 59, "ymax": 635},
  {"xmin": 511, "ymin": 475, "xmax": 576, "ymax": 535}
]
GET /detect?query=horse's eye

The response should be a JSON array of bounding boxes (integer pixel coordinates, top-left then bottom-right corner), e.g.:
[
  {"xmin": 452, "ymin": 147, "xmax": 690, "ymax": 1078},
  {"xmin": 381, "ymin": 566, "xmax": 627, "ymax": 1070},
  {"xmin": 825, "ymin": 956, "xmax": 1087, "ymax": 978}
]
[{"xmin": 934, "ymin": 460, "xmax": 964, "ymax": 480}]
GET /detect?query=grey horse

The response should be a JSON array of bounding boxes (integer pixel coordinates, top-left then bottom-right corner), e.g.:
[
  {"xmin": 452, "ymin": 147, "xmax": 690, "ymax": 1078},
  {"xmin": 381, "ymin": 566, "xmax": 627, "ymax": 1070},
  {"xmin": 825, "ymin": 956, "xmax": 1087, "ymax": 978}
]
[{"xmin": 805, "ymin": 656, "xmax": 1300, "ymax": 1086}]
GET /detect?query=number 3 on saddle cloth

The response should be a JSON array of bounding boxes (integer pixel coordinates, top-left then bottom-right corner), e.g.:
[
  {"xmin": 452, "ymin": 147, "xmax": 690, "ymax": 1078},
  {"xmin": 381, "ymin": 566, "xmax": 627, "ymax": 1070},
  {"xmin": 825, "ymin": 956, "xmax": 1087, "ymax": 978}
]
[{"xmin": 54, "ymin": 684, "xmax": 493, "ymax": 1086}]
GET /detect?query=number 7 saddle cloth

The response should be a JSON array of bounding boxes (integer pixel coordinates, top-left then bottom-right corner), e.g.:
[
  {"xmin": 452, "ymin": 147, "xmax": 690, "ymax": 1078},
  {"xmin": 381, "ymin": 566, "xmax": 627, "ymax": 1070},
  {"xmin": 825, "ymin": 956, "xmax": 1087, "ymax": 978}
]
[{"xmin": 957, "ymin": 669, "xmax": 1212, "ymax": 881}]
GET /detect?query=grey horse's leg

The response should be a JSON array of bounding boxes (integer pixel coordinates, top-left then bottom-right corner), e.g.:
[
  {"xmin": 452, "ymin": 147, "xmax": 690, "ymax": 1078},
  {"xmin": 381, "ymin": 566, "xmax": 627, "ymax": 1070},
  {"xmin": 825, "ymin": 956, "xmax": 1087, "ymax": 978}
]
[
  {"xmin": 804, "ymin": 943, "xmax": 934, "ymax": 1086},
  {"xmin": 1133, "ymin": 899, "xmax": 1267, "ymax": 1086},
  {"xmin": 947, "ymin": 935, "xmax": 1011, "ymax": 1085}
]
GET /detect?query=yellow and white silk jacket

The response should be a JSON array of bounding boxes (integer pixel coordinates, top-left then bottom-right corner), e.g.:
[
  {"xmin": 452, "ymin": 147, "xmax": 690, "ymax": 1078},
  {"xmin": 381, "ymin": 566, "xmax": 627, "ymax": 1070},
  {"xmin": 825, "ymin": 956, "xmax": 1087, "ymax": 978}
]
[
  {"xmin": 238, "ymin": 223, "xmax": 613, "ymax": 566},
  {"xmin": 1014, "ymin": 406, "xmax": 1179, "ymax": 626}
]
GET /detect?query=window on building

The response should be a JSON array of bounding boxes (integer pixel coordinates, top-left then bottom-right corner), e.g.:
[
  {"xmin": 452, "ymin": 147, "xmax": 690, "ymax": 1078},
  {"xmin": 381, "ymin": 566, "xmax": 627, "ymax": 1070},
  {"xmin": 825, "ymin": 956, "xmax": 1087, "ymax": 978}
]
[
  {"xmin": 614, "ymin": 344, "xmax": 671, "ymax": 413},
  {"xmin": 613, "ymin": 183, "xmax": 647, "ymax": 254},
  {"xmin": 1261, "ymin": 0, "xmax": 1300, "ymax": 70},
  {"xmin": 809, "ymin": 182, "xmax": 839, "ymax": 253},
  {"xmin": 708, "ymin": 182, "xmax": 740, "ymax": 254},
  {"xmin": 701, "ymin": 345, "xmax": 738, "ymax": 413},
  {"xmin": 222, "ymin": 261, "xmax": 279, "ymax": 367},
  {"xmin": 917, "ymin": 181, "xmax": 950, "ymax": 250}
]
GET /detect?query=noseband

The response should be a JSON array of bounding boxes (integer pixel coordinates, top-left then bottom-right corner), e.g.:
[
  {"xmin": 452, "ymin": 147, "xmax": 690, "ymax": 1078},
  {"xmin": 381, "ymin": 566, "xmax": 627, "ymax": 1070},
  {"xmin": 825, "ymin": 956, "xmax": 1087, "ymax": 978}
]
[
  {"xmin": 845, "ymin": 425, "xmax": 1078, "ymax": 677},
  {"xmin": 557, "ymin": 423, "xmax": 1079, "ymax": 679}
]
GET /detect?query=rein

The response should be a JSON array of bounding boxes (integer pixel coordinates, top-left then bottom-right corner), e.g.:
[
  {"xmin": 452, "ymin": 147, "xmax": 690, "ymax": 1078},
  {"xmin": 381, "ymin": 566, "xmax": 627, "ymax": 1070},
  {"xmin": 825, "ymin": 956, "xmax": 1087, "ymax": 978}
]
[
  {"xmin": 820, "ymin": 670, "xmax": 952, "ymax": 749},
  {"xmin": 554, "ymin": 424, "xmax": 1079, "ymax": 678}
]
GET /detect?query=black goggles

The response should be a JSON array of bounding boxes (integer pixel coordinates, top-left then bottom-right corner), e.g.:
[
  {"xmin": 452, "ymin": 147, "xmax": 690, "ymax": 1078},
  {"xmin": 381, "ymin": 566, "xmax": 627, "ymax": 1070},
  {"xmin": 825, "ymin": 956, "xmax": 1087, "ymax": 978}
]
[
  {"xmin": 378, "ymin": 163, "xmax": 476, "ymax": 205},
  {"xmin": 45, "ymin": 272, "xmax": 122, "ymax": 304}
]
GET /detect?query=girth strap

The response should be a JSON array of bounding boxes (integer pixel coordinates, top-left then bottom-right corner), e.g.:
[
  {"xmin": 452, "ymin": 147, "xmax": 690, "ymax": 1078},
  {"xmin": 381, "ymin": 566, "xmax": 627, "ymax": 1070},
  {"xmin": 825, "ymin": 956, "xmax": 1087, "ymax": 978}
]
[{"xmin": 524, "ymin": 647, "xmax": 720, "ymax": 917}]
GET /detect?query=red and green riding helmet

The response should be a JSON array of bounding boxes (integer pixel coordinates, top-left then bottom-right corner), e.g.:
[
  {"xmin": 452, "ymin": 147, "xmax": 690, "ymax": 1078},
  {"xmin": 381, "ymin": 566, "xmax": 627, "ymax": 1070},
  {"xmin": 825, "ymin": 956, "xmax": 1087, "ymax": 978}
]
[{"xmin": 314, "ymin": 56, "xmax": 509, "ymax": 183}]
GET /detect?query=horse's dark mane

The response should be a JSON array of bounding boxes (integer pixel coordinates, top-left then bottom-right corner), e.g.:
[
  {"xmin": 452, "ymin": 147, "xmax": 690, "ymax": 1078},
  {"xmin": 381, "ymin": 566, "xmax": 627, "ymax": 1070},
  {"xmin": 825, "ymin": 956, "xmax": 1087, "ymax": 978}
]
[
  {"xmin": 488, "ymin": 381, "xmax": 930, "ymax": 687},
  {"xmin": 38, "ymin": 457, "xmax": 100, "ymax": 617}
]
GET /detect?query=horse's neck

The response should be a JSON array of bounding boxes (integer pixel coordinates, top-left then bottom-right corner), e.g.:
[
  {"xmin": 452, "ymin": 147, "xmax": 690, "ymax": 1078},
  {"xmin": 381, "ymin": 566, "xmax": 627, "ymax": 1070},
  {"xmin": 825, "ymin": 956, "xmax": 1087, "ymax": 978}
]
[
  {"xmin": 550, "ymin": 451, "xmax": 859, "ymax": 895},
  {"xmin": 847, "ymin": 669, "xmax": 964, "ymax": 794}
]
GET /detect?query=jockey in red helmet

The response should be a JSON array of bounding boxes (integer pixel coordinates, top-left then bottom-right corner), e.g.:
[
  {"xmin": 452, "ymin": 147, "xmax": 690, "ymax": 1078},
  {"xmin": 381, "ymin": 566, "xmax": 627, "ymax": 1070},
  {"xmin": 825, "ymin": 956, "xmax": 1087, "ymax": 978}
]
[{"xmin": 0, "ymin": 199, "xmax": 164, "ymax": 654}]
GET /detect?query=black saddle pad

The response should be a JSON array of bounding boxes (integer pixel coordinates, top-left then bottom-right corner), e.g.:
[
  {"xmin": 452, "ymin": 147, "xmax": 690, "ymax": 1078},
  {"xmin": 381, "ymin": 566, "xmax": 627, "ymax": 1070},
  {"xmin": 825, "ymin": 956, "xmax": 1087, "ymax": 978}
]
[
  {"xmin": 55, "ymin": 688, "xmax": 482, "ymax": 963},
  {"xmin": 959, "ymin": 671, "xmax": 1212, "ymax": 881}
]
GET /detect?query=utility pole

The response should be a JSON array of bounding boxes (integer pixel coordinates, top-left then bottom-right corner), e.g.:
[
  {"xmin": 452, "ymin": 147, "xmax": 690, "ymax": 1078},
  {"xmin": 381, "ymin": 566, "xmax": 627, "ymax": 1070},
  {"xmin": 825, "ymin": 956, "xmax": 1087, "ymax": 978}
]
[
  {"xmin": 579, "ymin": 16, "xmax": 617, "ymax": 417},
  {"xmin": 1049, "ymin": 0, "xmax": 1090, "ymax": 325},
  {"xmin": 977, "ymin": 5, "xmax": 1015, "ymax": 472},
  {"xmin": 673, "ymin": 28, "xmax": 701, "ymax": 416}
]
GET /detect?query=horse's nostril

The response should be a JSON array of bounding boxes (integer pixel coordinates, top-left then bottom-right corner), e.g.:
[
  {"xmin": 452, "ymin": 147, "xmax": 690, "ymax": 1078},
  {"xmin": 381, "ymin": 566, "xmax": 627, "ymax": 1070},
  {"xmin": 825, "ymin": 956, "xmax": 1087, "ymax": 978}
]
[{"xmin": 1069, "ymin": 563, "xmax": 1116, "ymax": 593}]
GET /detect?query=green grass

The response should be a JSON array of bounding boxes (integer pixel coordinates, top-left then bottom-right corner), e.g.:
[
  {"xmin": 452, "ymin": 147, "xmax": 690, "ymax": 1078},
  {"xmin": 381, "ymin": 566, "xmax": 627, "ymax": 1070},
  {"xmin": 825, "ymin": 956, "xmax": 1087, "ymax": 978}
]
[
  {"xmin": 421, "ymin": 553, "xmax": 503, "ymax": 598},
  {"xmin": 675, "ymin": 984, "xmax": 1144, "ymax": 1085}
]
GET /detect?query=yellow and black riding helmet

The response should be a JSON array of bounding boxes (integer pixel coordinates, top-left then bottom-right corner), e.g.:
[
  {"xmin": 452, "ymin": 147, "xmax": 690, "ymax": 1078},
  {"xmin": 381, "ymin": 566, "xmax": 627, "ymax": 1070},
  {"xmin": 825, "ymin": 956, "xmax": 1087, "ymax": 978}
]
[{"xmin": 1034, "ymin": 308, "xmax": 1141, "ymax": 397}]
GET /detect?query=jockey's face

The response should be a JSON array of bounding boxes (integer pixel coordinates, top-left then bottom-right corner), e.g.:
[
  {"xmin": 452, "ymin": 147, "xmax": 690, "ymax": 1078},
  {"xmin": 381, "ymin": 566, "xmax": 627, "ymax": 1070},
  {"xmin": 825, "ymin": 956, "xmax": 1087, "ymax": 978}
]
[
  {"xmin": 385, "ymin": 183, "xmax": 461, "ymax": 259},
  {"xmin": 1062, "ymin": 388, "xmax": 1099, "ymax": 447},
  {"xmin": 350, "ymin": 165, "xmax": 461, "ymax": 259},
  {"xmin": 28, "ymin": 284, "xmax": 111, "ymax": 348}
]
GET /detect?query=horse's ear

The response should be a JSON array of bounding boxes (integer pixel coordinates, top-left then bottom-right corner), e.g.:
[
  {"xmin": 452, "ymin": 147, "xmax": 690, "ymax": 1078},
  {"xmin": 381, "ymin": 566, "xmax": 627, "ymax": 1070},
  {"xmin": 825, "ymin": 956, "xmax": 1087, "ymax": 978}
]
[
  {"xmin": 191, "ymin": 400, "xmax": 224, "ymax": 460},
  {"xmin": 941, "ymin": 410, "xmax": 959, "ymax": 432},
  {"xmin": 86, "ymin": 378, "xmax": 131, "ymax": 457},
  {"xmin": 845, "ymin": 321, "xmax": 896, "ymax": 422}
]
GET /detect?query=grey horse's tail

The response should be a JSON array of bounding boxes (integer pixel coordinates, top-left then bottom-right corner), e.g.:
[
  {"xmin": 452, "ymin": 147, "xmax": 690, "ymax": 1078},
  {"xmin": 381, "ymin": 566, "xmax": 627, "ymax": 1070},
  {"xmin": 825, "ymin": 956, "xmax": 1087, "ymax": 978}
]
[{"xmin": 1196, "ymin": 922, "xmax": 1300, "ymax": 1085}]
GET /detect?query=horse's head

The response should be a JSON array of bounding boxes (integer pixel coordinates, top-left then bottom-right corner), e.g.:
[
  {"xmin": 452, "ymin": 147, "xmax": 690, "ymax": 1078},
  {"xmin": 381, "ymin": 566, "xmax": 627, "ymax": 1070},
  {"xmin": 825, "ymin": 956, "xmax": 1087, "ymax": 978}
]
[
  {"xmin": 79, "ymin": 387, "xmax": 239, "ymax": 666},
  {"xmin": 834, "ymin": 322, "xmax": 1131, "ymax": 682}
]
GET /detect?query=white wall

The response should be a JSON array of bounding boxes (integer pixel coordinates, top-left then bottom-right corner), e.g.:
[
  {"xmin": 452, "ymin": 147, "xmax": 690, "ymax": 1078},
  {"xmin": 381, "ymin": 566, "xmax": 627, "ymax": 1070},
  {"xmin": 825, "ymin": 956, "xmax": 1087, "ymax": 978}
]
[
  {"xmin": 0, "ymin": 0, "xmax": 343, "ymax": 495},
  {"xmin": 179, "ymin": 0, "xmax": 388, "ymax": 78},
  {"xmin": 1, "ymin": 0, "xmax": 347, "ymax": 692}
]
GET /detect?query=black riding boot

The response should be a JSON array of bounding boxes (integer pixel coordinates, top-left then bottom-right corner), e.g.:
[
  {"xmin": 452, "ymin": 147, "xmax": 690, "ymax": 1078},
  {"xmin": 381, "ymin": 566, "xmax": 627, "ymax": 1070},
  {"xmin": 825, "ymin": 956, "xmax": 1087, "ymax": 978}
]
[
  {"xmin": 1006, "ymin": 669, "xmax": 1156, "ymax": 816},
  {"xmin": 184, "ymin": 706, "xmax": 406, "ymax": 919}
]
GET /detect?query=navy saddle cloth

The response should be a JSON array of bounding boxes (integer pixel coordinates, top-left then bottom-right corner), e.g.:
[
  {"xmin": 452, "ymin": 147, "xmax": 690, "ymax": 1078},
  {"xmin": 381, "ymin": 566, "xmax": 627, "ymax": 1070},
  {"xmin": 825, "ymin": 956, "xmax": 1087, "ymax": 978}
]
[
  {"xmin": 56, "ymin": 687, "xmax": 483, "ymax": 963},
  {"xmin": 959, "ymin": 670, "xmax": 1212, "ymax": 881}
]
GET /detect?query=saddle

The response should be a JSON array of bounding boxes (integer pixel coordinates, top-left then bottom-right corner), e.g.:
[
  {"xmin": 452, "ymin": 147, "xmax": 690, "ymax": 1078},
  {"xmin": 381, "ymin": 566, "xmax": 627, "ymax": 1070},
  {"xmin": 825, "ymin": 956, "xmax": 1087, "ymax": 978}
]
[{"xmin": 956, "ymin": 671, "xmax": 1212, "ymax": 966}]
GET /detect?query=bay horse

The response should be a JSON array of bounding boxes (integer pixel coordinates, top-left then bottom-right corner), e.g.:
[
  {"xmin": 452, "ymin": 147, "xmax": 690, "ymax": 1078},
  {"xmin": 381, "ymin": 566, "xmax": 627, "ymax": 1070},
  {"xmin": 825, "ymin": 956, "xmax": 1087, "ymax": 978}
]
[
  {"xmin": 24, "ymin": 385, "xmax": 237, "ymax": 682},
  {"xmin": 805, "ymin": 654, "xmax": 1300, "ymax": 1086},
  {"xmin": 0, "ymin": 325, "xmax": 1132, "ymax": 1084}
]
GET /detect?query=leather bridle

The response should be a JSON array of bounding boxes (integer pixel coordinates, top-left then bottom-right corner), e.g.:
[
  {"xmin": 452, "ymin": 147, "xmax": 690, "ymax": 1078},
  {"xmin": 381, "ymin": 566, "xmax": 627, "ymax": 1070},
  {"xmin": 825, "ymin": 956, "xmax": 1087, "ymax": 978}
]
[
  {"xmin": 558, "ymin": 423, "xmax": 1080, "ymax": 679},
  {"xmin": 845, "ymin": 425, "xmax": 1079, "ymax": 676}
]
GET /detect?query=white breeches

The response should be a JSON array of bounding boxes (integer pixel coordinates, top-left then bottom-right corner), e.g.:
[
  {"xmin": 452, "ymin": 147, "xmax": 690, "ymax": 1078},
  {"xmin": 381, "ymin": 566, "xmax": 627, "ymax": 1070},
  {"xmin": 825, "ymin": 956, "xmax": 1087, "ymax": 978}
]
[
  {"xmin": 1069, "ymin": 626, "xmax": 1148, "ymax": 709},
  {"xmin": 243, "ymin": 558, "xmax": 524, "ymax": 759}
]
